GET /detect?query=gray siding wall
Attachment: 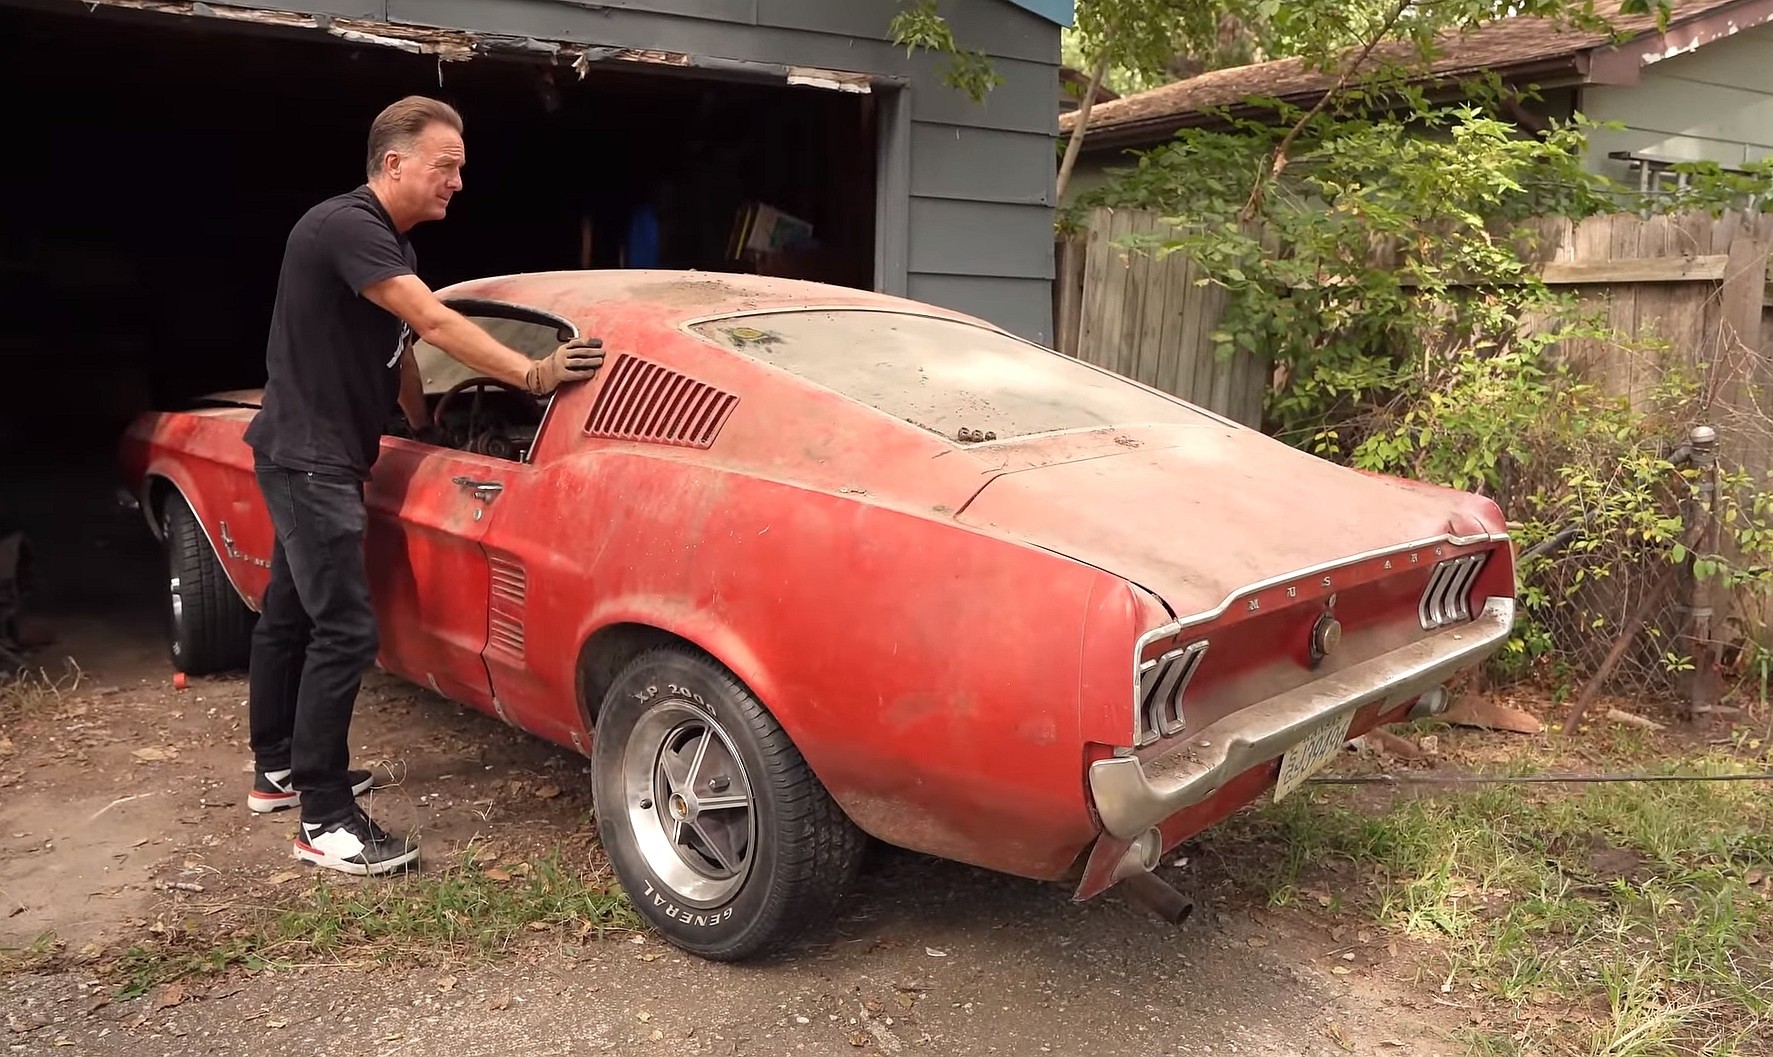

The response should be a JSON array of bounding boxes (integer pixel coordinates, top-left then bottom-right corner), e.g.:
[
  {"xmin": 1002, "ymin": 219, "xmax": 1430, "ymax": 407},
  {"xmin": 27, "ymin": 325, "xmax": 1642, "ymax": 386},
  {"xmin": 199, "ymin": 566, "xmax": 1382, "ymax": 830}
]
[
  {"xmin": 222, "ymin": 0, "xmax": 1063, "ymax": 343},
  {"xmin": 1580, "ymin": 23, "xmax": 1773, "ymax": 183}
]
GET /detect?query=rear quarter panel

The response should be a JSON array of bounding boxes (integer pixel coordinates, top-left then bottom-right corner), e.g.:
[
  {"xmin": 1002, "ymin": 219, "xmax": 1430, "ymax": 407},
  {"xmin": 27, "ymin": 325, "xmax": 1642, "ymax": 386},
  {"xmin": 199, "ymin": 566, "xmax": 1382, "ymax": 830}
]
[
  {"xmin": 503, "ymin": 439, "xmax": 1129, "ymax": 880},
  {"xmin": 508, "ymin": 321, "xmax": 1170, "ymax": 880}
]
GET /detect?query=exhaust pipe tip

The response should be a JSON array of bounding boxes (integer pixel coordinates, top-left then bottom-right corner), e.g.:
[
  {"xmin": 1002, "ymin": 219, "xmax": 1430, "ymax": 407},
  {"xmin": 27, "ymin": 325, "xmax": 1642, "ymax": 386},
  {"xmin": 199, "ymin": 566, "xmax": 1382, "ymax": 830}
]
[
  {"xmin": 1118, "ymin": 870, "xmax": 1195, "ymax": 925},
  {"xmin": 1108, "ymin": 829, "xmax": 1196, "ymax": 925},
  {"xmin": 1110, "ymin": 827, "xmax": 1162, "ymax": 883},
  {"xmin": 1407, "ymin": 685, "xmax": 1451, "ymax": 721}
]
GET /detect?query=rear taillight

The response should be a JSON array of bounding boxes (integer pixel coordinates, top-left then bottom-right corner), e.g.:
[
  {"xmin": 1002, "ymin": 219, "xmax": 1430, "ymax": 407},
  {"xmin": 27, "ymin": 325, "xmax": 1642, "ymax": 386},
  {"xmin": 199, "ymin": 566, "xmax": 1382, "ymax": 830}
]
[
  {"xmin": 1419, "ymin": 553, "xmax": 1487, "ymax": 630},
  {"xmin": 1135, "ymin": 639, "xmax": 1208, "ymax": 745}
]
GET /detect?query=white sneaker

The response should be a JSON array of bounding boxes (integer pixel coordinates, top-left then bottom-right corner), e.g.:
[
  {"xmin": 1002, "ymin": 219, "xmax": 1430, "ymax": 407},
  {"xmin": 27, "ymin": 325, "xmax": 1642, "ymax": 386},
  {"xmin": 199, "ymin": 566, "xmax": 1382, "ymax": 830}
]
[{"xmin": 293, "ymin": 807, "xmax": 419, "ymax": 876}]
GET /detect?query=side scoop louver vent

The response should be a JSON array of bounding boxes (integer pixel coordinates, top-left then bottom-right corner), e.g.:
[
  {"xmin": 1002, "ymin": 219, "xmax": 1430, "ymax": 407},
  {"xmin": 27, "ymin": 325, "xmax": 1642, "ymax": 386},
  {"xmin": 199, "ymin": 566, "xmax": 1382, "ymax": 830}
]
[
  {"xmin": 488, "ymin": 555, "xmax": 527, "ymax": 659},
  {"xmin": 1137, "ymin": 640, "xmax": 1208, "ymax": 745},
  {"xmin": 1420, "ymin": 553, "xmax": 1487, "ymax": 630},
  {"xmin": 585, "ymin": 355, "xmax": 737, "ymax": 449}
]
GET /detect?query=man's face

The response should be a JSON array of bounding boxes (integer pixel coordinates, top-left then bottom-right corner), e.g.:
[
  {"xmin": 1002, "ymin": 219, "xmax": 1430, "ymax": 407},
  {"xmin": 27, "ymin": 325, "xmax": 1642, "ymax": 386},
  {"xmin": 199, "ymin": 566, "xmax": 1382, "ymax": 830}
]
[{"xmin": 389, "ymin": 121, "xmax": 465, "ymax": 225}]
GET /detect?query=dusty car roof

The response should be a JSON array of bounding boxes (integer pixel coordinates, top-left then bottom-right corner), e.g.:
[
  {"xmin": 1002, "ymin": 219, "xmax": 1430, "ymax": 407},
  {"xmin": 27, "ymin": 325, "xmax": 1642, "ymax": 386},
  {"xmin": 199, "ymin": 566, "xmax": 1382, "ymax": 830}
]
[{"xmin": 433, "ymin": 269, "xmax": 984, "ymax": 332}]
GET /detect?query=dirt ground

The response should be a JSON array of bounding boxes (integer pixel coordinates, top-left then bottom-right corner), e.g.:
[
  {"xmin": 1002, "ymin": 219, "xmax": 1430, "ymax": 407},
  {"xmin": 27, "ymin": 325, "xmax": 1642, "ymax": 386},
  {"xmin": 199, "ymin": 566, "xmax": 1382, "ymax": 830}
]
[{"xmin": 0, "ymin": 469, "xmax": 1474, "ymax": 1056}]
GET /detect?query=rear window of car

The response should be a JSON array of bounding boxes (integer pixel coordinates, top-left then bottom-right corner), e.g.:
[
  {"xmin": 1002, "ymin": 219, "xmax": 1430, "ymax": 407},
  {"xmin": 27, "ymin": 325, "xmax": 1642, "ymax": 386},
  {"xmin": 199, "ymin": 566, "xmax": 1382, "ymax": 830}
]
[{"xmin": 689, "ymin": 310, "xmax": 1212, "ymax": 442}]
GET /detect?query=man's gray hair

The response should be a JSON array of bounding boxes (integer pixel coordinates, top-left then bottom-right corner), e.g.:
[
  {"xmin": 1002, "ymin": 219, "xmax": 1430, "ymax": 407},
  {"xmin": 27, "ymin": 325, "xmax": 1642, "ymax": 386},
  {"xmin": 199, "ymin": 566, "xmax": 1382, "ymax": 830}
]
[{"xmin": 365, "ymin": 96, "xmax": 464, "ymax": 180}]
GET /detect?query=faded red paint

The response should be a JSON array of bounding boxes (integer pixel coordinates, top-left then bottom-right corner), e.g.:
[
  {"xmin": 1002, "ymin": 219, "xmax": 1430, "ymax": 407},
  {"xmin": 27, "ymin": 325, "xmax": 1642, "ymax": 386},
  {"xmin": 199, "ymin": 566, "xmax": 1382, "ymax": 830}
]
[{"xmin": 118, "ymin": 271, "xmax": 1515, "ymax": 894}]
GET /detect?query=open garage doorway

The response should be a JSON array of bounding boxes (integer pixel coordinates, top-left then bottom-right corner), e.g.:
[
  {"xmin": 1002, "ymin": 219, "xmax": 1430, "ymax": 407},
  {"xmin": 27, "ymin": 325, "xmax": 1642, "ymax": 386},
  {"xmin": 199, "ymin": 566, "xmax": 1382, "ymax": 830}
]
[
  {"xmin": 0, "ymin": 0, "xmax": 878, "ymax": 671},
  {"xmin": 0, "ymin": 2, "xmax": 880, "ymax": 460}
]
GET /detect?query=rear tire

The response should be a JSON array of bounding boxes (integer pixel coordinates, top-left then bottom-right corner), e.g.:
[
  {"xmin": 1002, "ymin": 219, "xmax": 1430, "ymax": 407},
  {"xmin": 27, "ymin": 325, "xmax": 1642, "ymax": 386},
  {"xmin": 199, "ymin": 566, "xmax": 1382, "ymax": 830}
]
[
  {"xmin": 161, "ymin": 491, "xmax": 254, "ymax": 675},
  {"xmin": 591, "ymin": 645, "xmax": 865, "ymax": 961}
]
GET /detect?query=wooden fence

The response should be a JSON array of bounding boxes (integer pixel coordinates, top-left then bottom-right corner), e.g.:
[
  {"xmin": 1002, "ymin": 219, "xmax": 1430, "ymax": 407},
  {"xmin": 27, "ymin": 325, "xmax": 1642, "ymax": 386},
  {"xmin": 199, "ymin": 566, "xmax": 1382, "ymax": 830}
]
[
  {"xmin": 1055, "ymin": 207, "xmax": 1268, "ymax": 428},
  {"xmin": 1054, "ymin": 205, "xmax": 1773, "ymax": 450},
  {"xmin": 1052, "ymin": 204, "xmax": 1773, "ymax": 694}
]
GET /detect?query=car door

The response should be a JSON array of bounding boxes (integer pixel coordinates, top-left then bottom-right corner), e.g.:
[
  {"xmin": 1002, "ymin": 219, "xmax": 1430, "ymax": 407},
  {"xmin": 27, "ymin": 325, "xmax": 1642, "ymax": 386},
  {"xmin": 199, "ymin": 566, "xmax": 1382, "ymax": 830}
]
[
  {"xmin": 364, "ymin": 437, "xmax": 509, "ymax": 714},
  {"xmin": 466, "ymin": 382, "xmax": 606, "ymax": 750}
]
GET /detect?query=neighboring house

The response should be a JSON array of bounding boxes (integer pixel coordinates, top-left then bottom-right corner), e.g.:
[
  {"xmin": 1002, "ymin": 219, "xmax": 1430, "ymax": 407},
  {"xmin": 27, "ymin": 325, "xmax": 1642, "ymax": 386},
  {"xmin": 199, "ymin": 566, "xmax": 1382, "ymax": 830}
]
[
  {"xmin": 1059, "ymin": 0, "xmax": 1773, "ymax": 205},
  {"xmin": 4, "ymin": 0, "xmax": 1074, "ymax": 454},
  {"xmin": 1060, "ymin": 65, "xmax": 1121, "ymax": 114}
]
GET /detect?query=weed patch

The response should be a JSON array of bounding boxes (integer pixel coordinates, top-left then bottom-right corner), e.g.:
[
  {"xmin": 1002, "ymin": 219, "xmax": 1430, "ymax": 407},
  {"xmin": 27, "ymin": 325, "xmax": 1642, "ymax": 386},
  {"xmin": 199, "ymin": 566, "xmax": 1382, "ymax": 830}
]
[
  {"xmin": 0, "ymin": 658, "xmax": 82, "ymax": 728},
  {"xmin": 1209, "ymin": 744, "xmax": 1773, "ymax": 1056},
  {"xmin": 97, "ymin": 844, "xmax": 637, "ymax": 999}
]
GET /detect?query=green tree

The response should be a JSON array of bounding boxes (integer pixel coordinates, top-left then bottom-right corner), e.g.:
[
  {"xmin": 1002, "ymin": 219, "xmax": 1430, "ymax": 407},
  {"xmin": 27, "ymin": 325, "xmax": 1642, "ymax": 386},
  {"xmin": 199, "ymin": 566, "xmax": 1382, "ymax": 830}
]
[
  {"xmin": 1046, "ymin": 0, "xmax": 1773, "ymax": 693},
  {"xmin": 892, "ymin": 0, "xmax": 1672, "ymax": 199}
]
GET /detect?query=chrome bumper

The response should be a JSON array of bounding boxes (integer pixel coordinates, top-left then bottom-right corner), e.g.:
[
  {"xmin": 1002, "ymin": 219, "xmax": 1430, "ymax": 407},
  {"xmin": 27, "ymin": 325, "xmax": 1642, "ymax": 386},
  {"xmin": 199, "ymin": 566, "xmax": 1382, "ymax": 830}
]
[{"xmin": 1088, "ymin": 596, "xmax": 1516, "ymax": 840}]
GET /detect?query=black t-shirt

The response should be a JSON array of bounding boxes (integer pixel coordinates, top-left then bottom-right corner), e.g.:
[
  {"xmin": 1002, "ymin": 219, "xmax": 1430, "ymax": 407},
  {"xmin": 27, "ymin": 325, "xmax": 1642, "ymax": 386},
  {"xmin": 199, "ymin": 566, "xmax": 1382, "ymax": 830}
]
[{"xmin": 244, "ymin": 185, "xmax": 418, "ymax": 480}]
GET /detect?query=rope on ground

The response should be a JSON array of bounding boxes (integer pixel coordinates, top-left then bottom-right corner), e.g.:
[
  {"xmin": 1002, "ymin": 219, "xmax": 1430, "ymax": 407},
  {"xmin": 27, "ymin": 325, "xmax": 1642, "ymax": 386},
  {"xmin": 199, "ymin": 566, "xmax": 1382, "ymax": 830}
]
[{"xmin": 1306, "ymin": 769, "xmax": 1773, "ymax": 786}]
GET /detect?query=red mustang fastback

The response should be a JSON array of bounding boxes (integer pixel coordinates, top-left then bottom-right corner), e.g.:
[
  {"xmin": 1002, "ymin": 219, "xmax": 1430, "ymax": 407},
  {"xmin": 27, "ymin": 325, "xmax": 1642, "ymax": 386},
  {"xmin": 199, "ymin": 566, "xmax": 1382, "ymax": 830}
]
[{"xmin": 118, "ymin": 271, "xmax": 1516, "ymax": 960}]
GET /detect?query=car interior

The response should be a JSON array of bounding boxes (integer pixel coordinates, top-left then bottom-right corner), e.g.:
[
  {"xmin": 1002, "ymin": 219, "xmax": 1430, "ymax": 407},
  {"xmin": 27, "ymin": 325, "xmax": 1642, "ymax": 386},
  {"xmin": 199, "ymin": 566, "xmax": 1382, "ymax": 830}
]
[{"xmin": 396, "ymin": 299, "xmax": 577, "ymax": 464}]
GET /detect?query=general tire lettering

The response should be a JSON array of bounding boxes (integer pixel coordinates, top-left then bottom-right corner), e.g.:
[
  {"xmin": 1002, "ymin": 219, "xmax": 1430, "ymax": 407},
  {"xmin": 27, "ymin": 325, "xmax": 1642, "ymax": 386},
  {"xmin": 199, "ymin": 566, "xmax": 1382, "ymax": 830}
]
[{"xmin": 591, "ymin": 644, "xmax": 867, "ymax": 962}]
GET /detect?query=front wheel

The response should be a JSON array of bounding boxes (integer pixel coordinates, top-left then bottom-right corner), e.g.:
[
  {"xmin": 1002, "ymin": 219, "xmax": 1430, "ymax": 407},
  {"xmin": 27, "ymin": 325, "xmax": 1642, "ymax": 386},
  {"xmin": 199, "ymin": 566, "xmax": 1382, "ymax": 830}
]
[{"xmin": 591, "ymin": 646, "xmax": 865, "ymax": 961}]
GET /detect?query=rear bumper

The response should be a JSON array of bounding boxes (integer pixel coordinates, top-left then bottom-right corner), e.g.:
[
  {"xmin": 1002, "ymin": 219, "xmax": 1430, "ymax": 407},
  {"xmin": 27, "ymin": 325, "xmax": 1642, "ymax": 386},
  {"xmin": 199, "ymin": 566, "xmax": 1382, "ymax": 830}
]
[{"xmin": 1087, "ymin": 596, "xmax": 1515, "ymax": 840}]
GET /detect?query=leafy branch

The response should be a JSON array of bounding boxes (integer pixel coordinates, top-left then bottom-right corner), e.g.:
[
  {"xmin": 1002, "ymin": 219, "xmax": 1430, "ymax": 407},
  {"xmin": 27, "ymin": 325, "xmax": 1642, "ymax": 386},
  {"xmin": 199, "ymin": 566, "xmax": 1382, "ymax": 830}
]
[
  {"xmin": 1242, "ymin": 0, "xmax": 1412, "ymax": 220},
  {"xmin": 889, "ymin": 0, "xmax": 1001, "ymax": 102}
]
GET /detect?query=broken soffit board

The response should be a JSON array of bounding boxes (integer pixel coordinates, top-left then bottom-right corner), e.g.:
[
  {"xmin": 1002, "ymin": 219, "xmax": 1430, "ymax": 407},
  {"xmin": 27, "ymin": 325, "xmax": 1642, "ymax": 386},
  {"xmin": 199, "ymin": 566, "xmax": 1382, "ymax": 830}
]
[{"xmin": 50, "ymin": 0, "xmax": 888, "ymax": 89}]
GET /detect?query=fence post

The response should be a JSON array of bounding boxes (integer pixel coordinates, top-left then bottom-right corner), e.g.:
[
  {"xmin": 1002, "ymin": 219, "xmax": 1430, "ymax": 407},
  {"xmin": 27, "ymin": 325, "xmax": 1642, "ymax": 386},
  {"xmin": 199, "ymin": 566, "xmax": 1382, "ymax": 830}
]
[
  {"xmin": 1054, "ymin": 232, "xmax": 1086, "ymax": 357},
  {"xmin": 1683, "ymin": 424, "xmax": 1722, "ymax": 720}
]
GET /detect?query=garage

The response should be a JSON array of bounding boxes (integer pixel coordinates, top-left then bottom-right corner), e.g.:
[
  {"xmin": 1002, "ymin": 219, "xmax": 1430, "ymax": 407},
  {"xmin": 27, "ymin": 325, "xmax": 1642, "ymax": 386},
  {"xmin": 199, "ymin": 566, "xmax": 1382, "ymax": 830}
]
[
  {"xmin": 0, "ymin": 2, "xmax": 889, "ymax": 454},
  {"xmin": 0, "ymin": 0, "xmax": 1064, "ymax": 672}
]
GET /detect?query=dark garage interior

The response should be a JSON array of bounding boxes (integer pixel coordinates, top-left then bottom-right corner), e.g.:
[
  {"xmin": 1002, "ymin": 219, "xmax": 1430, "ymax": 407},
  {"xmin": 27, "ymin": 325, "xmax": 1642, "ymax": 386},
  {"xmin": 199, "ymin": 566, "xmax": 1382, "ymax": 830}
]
[
  {"xmin": 0, "ymin": 1, "xmax": 878, "ymax": 661},
  {"xmin": 0, "ymin": 2, "xmax": 879, "ymax": 458}
]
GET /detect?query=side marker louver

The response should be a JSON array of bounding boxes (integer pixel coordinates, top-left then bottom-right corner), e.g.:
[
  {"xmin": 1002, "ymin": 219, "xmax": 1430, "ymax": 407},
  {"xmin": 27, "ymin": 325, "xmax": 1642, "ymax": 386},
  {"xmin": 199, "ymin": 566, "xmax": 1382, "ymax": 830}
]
[
  {"xmin": 1420, "ymin": 553, "xmax": 1487, "ymax": 630},
  {"xmin": 1136, "ymin": 640, "xmax": 1208, "ymax": 745}
]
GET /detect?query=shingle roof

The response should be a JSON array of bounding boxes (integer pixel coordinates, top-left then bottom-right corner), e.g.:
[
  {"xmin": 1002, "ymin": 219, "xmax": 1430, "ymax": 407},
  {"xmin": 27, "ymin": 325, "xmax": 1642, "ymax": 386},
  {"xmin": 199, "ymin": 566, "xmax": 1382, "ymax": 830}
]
[{"xmin": 1063, "ymin": 0, "xmax": 1768, "ymax": 149}]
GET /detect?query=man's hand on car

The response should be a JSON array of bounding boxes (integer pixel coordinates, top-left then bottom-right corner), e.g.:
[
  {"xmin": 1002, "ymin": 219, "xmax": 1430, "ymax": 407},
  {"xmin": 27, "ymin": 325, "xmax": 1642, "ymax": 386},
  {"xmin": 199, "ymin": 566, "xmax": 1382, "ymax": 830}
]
[{"xmin": 526, "ymin": 337, "xmax": 606, "ymax": 396}]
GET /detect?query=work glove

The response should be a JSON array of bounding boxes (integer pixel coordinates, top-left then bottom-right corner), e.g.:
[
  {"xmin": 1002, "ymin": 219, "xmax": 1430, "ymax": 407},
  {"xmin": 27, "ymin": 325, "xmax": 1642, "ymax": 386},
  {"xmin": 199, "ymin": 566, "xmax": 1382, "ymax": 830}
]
[{"xmin": 527, "ymin": 337, "xmax": 606, "ymax": 395}]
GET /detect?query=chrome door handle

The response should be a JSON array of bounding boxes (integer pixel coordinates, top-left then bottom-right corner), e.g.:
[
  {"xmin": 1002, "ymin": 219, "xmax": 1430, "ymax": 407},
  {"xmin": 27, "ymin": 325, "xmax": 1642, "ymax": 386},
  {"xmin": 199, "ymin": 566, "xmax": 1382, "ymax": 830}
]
[{"xmin": 452, "ymin": 476, "xmax": 504, "ymax": 500}]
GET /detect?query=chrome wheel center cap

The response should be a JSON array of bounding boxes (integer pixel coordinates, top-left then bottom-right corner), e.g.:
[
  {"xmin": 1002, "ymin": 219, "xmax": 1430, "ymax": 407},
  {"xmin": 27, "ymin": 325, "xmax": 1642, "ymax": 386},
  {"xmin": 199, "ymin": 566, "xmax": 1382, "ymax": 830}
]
[{"xmin": 668, "ymin": 793, "xmax": 691, "ymax": 821}]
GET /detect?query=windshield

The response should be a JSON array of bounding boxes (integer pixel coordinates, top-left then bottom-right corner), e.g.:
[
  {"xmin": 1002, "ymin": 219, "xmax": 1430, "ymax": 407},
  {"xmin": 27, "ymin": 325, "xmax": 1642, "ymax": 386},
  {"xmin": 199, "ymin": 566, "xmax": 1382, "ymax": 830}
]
[{"xmin": 690, "ymin": 310, "xmax": 1212, "ymax": 442}]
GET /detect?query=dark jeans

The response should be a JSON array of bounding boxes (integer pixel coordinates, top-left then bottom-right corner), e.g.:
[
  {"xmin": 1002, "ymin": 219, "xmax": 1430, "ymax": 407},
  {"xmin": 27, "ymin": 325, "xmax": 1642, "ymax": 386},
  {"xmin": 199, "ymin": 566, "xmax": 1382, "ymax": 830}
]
[{"xmin": 247, "ymin": 461, "xmax": 380, "ymax": 824}]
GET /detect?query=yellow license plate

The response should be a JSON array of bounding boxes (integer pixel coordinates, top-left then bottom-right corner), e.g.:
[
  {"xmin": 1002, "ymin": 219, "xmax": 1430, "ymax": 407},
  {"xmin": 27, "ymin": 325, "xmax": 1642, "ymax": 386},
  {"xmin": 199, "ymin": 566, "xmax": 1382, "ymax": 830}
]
[{"xmin": 1273, "ymin": 711, "xmax": 1354, "ymax": 802}]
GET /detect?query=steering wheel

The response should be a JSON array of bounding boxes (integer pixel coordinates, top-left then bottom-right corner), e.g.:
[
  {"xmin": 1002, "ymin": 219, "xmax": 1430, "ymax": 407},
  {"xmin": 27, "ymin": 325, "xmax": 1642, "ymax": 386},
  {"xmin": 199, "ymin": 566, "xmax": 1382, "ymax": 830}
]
[{"xmin": 432, "ymin": 376, "xmax": 533, "ymax": 438}]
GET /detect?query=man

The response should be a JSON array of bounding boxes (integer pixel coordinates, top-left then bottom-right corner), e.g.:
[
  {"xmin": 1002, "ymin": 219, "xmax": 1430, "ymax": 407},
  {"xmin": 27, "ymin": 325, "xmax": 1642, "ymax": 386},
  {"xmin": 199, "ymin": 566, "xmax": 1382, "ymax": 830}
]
[{"xmin": 242, "ymin": 96, "xmax": 604, "ymax": 876}]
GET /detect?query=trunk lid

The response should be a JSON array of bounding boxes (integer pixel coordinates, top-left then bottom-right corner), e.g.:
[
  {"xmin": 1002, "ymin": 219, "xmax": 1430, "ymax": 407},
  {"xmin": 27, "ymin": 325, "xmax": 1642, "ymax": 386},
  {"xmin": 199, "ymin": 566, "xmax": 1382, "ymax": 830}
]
[{"xmin": 956, "ymin": 425, "xmax": 1483, "ymax": 618}]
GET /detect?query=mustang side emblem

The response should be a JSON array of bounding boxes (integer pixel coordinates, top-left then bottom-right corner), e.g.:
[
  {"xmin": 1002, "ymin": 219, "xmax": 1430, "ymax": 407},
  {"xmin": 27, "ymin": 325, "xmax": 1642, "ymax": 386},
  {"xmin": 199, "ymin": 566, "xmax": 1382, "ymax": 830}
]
[{"xmin": 217, "ymin": 520, "xmax": 270, "ymax": 569}]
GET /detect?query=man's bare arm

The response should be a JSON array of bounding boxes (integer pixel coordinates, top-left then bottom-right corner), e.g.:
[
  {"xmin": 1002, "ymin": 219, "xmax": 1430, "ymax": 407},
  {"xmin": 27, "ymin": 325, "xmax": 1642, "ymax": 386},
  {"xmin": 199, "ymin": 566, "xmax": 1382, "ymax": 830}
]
[
  {"xmin": 363, "ymin": 274, "xmax": 536, "ymax": 389},
  {"xmin": 362, "ymin": 274, "xmax": 605, "ymax": 395}
]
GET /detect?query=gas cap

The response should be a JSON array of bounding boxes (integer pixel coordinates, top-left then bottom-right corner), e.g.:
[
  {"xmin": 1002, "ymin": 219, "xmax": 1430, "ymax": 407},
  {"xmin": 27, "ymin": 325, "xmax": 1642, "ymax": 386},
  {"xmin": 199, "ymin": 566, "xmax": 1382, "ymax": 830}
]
[{"xmin": 1311, "ymin": 611, "xmax": 1342, "ymax": 663}]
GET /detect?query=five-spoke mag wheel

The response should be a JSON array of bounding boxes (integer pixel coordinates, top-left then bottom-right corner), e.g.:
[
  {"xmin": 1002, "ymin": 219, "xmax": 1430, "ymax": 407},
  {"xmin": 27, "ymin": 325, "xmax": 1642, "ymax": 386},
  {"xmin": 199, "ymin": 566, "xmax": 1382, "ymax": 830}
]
[{"xmin": 592, "ymin": 646, "xmax": 865, "ymax": 961}]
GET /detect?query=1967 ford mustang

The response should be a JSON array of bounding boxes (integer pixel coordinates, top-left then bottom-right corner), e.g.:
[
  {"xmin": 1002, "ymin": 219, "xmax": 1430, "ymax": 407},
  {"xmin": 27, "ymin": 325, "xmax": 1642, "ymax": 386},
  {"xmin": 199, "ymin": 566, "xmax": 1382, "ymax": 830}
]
[{"xmin": 118, "ymin": 270, "xmax": 1515, "ymax": 960}]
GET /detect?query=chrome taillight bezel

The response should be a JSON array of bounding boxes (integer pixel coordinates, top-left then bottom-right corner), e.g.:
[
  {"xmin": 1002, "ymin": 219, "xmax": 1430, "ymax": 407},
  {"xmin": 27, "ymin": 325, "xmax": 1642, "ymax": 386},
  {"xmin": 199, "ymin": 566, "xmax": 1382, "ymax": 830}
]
[
  {"xmin": 1133, "ymin": 638, "xmax": 1208, "ymax": 746},
  {"xmin": 1419, "ymin": 552, "xmax": 1488, "ymax": 630}
]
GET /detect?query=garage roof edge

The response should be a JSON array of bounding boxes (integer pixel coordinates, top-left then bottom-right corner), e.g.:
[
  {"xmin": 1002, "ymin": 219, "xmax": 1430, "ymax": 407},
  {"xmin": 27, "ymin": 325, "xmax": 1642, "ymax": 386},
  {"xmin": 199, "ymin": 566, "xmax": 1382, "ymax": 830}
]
[{"xmin": 1003, "ymin": 0, "xmax": 1075, "ymax": 27}]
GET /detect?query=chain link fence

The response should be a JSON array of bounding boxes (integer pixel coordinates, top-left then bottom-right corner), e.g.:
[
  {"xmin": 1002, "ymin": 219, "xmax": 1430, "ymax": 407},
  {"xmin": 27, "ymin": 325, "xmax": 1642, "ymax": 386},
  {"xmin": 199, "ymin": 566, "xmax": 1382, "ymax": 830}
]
[
  {"xmin": 1506, "ymin": 426, "xmax": 1717, "ymax": 708},
  {"xmin": 1501, "ymin": 352, "xmax": 1773, "ymax": 718}
]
